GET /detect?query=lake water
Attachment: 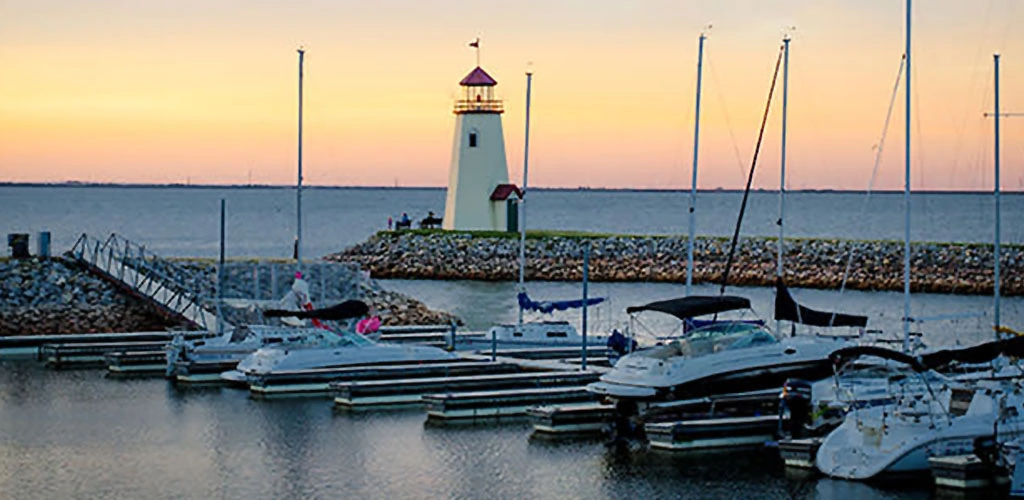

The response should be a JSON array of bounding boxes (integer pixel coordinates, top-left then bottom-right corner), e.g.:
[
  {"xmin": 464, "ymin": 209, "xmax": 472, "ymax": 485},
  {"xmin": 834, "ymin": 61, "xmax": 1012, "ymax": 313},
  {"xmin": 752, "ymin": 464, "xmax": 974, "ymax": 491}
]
[
  {"xmin": 0, "ymin": 362, "xmax": 936, "ymax": 500},
  {"xmin": 1, "ymin": 185, "xmax": 1021, "ymax": 498},
  {"xmin": 2, "ymin": 186, "xmax": 1021, "ymax": 259}
]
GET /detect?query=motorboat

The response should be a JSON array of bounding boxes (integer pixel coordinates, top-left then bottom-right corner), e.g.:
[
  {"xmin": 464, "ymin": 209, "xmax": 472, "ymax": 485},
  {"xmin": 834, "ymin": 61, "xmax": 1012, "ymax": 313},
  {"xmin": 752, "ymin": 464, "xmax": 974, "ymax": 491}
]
[
  {"xmin": 222, "ymin": 334, "xmax": 457, "ymax": 383},
  {"xmin": 587, "ymin": 290, "xmax": 867, "ymax": 403},
  {"xmin": 816, "ymin": 338, "xmax": 1024, "ymax": 480},
  {"xmin": 166, "ymin": 295, "xmax": 369, "ymax": 378},
  {"xmin": 166, "ymin": 324, "xmax": 341, "ymax": 377},
  {"xmin": 220, "ymin": 301, "xmax": 457, "ymax": 384}
]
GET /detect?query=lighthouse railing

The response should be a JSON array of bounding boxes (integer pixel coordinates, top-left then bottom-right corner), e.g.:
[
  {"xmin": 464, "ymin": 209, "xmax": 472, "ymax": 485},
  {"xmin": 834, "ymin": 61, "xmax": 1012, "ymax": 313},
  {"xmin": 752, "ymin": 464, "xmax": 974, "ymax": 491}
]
[{"xmin": 454, "ymin": 99, "xmax": 504, "ymax": 113}]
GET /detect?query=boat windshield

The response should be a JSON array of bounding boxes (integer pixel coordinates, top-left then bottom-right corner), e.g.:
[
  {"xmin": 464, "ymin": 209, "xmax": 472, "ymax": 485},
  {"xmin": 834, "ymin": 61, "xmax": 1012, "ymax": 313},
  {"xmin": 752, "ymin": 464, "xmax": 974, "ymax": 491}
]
[
  {"xmin": 332, "ymin": 329, "xmax": 376, "ymax": 347},
  {"xmin": 679, "ymin": 322, "xmax": 778, "ymax": 357}
]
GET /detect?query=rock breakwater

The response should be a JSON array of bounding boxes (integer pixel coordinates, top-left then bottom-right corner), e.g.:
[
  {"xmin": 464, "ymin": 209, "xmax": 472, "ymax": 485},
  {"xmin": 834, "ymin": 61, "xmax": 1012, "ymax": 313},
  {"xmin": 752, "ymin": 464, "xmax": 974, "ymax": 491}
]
[
  {"xmin": 0, "ymin": 257, "xmax": 459, "ymax": 336},
  {"xmin": 0, "ymin": 257, "xmax": 181, "ymax": 335},
  {"xmin": 329, "ymin": 231, "xmax": 1024, "ymax": 296}
]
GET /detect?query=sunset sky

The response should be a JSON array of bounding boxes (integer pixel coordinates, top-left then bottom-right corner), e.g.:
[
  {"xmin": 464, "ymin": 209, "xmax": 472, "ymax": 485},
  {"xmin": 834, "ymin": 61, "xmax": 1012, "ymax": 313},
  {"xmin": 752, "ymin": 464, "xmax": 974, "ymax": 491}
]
[{"xmin": 1, "ymin": 0, "xmax": 1022, "ymax": 190}]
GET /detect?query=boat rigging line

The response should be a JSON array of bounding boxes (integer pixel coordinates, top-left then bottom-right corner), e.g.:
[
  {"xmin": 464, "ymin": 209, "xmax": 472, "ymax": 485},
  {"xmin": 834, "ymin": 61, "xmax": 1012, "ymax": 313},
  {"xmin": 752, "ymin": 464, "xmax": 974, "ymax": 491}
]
[
  {"xmin": 719, "ymin": 43, "xmax": 785, "ymax": 295},
  {"xmin": 705, "ymin": 50, "xmax": 750, "ymax": 182},
  {"xmin": 833, "ymin": 54, "xmax": 906, "ymax": 315}
]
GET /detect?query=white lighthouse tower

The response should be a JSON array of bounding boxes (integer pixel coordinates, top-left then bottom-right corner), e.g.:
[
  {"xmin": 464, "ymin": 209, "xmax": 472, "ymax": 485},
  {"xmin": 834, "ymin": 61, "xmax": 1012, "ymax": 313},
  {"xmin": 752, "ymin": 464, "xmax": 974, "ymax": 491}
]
[{"xmin": 442, "ymin": 64, "xmax": 519, "ymax": 231}]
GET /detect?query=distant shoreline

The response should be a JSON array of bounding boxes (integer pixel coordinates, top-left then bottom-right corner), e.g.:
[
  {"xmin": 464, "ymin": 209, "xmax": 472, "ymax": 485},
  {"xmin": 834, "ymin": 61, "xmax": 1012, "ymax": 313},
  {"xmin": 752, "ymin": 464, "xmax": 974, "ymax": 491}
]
[{"xmin": 1, "ymin": 182, "xmax": 1019, "ymax": 196}]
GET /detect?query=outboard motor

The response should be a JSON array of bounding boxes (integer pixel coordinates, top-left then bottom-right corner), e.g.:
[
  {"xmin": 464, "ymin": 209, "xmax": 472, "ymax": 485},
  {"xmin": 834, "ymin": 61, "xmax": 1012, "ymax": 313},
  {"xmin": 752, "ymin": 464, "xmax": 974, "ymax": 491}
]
[
  {"xmin": 608, "ymin": 399, "xmax": 646, "ymax": 445},
  {"xmin": 164, "ymin": 334, "xmax": 187, "ymax": 378},
  {"xmin": 778, "ymin": 378, "xmax": 813, "ymax": 439},
  {"xmin": 973, "ymin": 435, "xmax": 998, "ymax": 466}
]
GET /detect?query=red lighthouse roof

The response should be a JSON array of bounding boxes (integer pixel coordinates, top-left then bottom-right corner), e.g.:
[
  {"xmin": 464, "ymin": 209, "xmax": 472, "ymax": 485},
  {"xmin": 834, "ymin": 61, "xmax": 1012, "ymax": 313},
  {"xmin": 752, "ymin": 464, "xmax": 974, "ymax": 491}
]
[{"xmin": 459, "ymin": 66, "xmax": 497, "ymax": 86}]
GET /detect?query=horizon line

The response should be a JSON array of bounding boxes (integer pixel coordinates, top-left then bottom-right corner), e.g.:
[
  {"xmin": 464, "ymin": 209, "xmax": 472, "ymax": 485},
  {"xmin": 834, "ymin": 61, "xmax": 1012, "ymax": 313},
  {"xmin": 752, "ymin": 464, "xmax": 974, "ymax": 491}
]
[{"xmin": 1, "ymin": 181, "xmax": 1020, "ymax": 195}]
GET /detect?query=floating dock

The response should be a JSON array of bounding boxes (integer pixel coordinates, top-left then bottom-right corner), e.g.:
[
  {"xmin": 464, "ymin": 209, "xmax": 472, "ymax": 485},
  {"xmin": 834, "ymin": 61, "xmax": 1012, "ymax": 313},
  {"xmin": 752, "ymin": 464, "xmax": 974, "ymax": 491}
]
[
  {"xmin": 528, "ymin": 403, "xmax": 615, "ymax": 436},
  {"xmin": 526, "ymin": 387, "xmax": 780, "ymax": 441},
  {"xmin": 424, "ymin": 386, "xmax": 596, "ymax": 422},
  {"xmin": 777, "ymin": 437, "xmax": 824, "ymax": 469},
  {"xmin": 105, "ymin": 350, "xmax": 167, "ymax": 375},
  {"xmin": 41, "ymin": 341, "xmax": 170, "ymax": 368},
  {"xmin": 929, "ymin": 454, "xmax": 1008, "ymax": 491},
  {"xmin": 0, "ymin": 331, "xmax": 209, "ymax": 360},
  {"xmin": 469, "ymin": 346, "xmax": 608, "ymax": 360},
  {"xmin": 172, "ymin": 359, "xmax": 241, "ymax": 385},
  {"xmin": 645, "ymin": 415, "xmax": 779, "ymax": 451},
  {"xmin": 250, "ymin": 360, "xmax": 520, "ymax": 397},
  {"xmin": 333, "ymin": 371, "xmax": 599, "ymax": 408}
]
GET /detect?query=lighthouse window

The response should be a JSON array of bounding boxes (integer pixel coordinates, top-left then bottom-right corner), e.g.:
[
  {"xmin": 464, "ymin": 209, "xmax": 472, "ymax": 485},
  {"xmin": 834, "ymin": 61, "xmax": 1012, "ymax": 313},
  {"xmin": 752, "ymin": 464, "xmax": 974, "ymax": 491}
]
[{"xmin": 469, "ymin": 132, "xmax": 478, "ymax": 148}]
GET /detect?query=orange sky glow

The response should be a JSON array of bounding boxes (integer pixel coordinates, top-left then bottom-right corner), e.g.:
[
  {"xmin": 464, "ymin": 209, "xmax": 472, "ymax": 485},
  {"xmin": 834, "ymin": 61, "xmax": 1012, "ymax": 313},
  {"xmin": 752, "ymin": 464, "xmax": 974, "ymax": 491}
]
[{"xmin": 1, "ymin": 0, "xmax": 1022, "ymax": 190}]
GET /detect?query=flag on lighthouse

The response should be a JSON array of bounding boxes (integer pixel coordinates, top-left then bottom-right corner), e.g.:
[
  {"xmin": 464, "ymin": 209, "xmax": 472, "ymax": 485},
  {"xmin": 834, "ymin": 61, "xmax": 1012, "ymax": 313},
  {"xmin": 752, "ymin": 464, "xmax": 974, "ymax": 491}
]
[{"xmin": 469, "ymin": 38, "xmax": 479, "ymax": 48}]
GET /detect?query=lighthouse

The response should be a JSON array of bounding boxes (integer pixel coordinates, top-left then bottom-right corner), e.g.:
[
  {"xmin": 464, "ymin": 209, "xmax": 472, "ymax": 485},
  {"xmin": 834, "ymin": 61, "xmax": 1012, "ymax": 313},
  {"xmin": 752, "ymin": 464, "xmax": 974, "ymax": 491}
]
[{"xmin": 442, "ymin": 65, "xmax": 520, "ymax": 231}]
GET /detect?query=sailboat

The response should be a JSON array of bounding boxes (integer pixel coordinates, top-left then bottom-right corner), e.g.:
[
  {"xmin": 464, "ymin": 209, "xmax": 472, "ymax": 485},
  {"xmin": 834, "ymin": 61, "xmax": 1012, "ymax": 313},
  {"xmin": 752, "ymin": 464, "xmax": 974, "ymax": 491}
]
[
  {"xmin": 815, "ymin": 339, "xmax": 1024, "ymax": 480},
  {"xmin": 814, "ymin": 4, "xmax": 1024, "ymax": 481},
  {"xmin": 588, "ymin": 35, "xmax": 867, "ymax": 407},
  {"xmin": 456, "ymin": 71, "xmax": 607, "ymax": 350}
]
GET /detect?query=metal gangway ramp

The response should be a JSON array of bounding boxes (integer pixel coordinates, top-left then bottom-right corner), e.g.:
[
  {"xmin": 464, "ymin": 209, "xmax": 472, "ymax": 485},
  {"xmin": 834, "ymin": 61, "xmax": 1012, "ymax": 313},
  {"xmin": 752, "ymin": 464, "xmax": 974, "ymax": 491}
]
[{"xmin": 67, "ymin": 234, "xmax": 225, "ymax": 332}]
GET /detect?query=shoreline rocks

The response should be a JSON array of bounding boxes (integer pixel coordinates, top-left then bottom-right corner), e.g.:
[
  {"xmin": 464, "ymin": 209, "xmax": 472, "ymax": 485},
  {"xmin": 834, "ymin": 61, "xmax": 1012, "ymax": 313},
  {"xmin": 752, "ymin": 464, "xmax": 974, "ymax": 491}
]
[
  {"xmin": 0, "ymin": 258, "xmax": 181, "ymax": 335},
  {"xmin": 0, "ymin": 257, "xmax": 460, "ymax": 336},
  {"xmin": 328, "ymin": 231, "xmax": 1024, "ymax": 296}
]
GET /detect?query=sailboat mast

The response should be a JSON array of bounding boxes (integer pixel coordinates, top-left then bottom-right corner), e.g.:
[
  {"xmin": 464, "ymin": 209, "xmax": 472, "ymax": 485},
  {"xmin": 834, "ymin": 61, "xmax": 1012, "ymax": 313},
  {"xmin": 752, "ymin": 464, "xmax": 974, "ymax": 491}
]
[
  {"xmin": 902, "ymin": 0, "xmax": 912, "ymax": 353},
  {"xmin": 994, "ymin": 53, "xmax": 1002, "ymax": 336},
  {"xmin": 296, "ymin": 48, "xmax": 305, "ymax": 271},
  {"xmin": 777, "ymin": 35, "xmax": 790, "ymax": 335},
  {"xmin": 686, "ymin": 32, "xmax": 706, "ymax": 297},
  {"xmin": 518, "ymin": 71, "xmax": 534, "ymax": 327}
]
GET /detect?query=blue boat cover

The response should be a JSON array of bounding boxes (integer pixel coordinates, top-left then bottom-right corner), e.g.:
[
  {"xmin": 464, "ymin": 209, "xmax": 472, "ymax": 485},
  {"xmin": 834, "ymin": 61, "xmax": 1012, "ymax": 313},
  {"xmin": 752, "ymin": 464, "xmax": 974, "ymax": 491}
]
[{"xmin": 517, "ymin": 292, "xmax": 605, "ymax": 314}]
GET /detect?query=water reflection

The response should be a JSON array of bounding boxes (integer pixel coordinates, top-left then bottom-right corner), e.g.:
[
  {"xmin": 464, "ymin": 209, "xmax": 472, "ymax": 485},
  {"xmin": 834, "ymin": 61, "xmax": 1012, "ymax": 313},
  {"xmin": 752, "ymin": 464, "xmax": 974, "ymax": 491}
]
[{"xmin": 0, "ymin": 362, "xmax": 976, "ymax": 499}]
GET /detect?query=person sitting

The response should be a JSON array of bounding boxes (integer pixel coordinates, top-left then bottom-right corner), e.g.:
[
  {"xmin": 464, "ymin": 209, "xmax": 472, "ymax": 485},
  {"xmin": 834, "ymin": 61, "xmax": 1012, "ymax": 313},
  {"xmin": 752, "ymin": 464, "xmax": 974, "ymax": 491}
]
[
  {"xmin": 606, "ymin": 329, "xmax": 638, "ymax": 365},
  {"xmin": 396, "ymin": 212, "xmax": 412, "ymax": 230},
  {"xmin": 419, "ymin": 211, "xmax": 443, "ymax": 229}
]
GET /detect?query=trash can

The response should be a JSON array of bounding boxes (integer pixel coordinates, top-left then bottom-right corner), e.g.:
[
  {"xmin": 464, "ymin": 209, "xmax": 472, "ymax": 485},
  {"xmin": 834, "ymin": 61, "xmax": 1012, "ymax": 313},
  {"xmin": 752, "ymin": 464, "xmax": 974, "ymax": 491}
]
[
  {"xmin": 37, "ymin": 231, "xmax": 51, "ymax": 257},
  {"xmin": 7, "ymin": 233, "xmax": 29, "ymax": 259}
]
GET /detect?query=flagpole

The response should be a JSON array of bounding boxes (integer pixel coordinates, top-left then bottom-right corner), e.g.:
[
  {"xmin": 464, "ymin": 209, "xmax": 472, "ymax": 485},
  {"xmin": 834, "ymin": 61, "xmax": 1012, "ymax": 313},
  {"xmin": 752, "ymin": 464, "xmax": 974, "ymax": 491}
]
[{"xmin": 296, "ymin": 47, "xmax": 305, "ymax": 273}]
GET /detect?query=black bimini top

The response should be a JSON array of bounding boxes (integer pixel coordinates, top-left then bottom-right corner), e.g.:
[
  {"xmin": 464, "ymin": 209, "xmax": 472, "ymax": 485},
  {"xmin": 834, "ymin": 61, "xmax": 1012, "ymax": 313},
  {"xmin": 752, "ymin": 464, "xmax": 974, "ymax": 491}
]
[
  {"xmin": 263, "ymin": 300, "xmax": 370, "ymax": 321},
  {"xmin": 626, "ymin": 296, "xmax": 751, "ymax": 321},
  {"xmin": 828, "ymin": 345, "xmax": 926, "ymax": 372},
  {"xmin": 829, "ymin": 335, "xmax": 1024, "ymax": 372},
  {"xmin": 774, "ymin": 280, "xmax": 868, "ymax": 328},
  {"xmin": 920, "ymin": 335, "xmax": 1024, "ymax": 370}
]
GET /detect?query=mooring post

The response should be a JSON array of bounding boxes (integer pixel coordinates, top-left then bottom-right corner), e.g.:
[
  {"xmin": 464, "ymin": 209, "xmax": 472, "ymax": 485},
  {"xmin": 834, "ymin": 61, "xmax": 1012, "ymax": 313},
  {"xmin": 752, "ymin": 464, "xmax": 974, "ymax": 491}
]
[
  {"xmin": 270, "ymin": 263, "xmax": 277, "ymax": 300},
  {"xmin": 581, "ymin": 241, "xmax": 590, "ymax": 371},
  {"xmin": 252, "ymin": 265, "xmax": 259, "ymax": 300},
  {"xmin": 449, "ymin": 321, "xmax": 457, "ymax": 351},
  {"xmin": 319, "ymin": 265, "xmax": 326, "ymax": 304},
  {"xmin": 217, "ymin": 198, "xmax": 226, "ymax": 335},
  {"xmin": 491, "ymin": 329, "xmax": 497, "ymax": 362}
]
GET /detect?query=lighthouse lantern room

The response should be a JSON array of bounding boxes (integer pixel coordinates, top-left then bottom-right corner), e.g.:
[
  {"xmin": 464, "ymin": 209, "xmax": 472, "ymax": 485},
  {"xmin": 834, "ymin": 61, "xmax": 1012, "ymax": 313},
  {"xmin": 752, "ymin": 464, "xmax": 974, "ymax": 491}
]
[{"xmin": 442, "ymin": 65, "xmax": 518, "ymax": 231}]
